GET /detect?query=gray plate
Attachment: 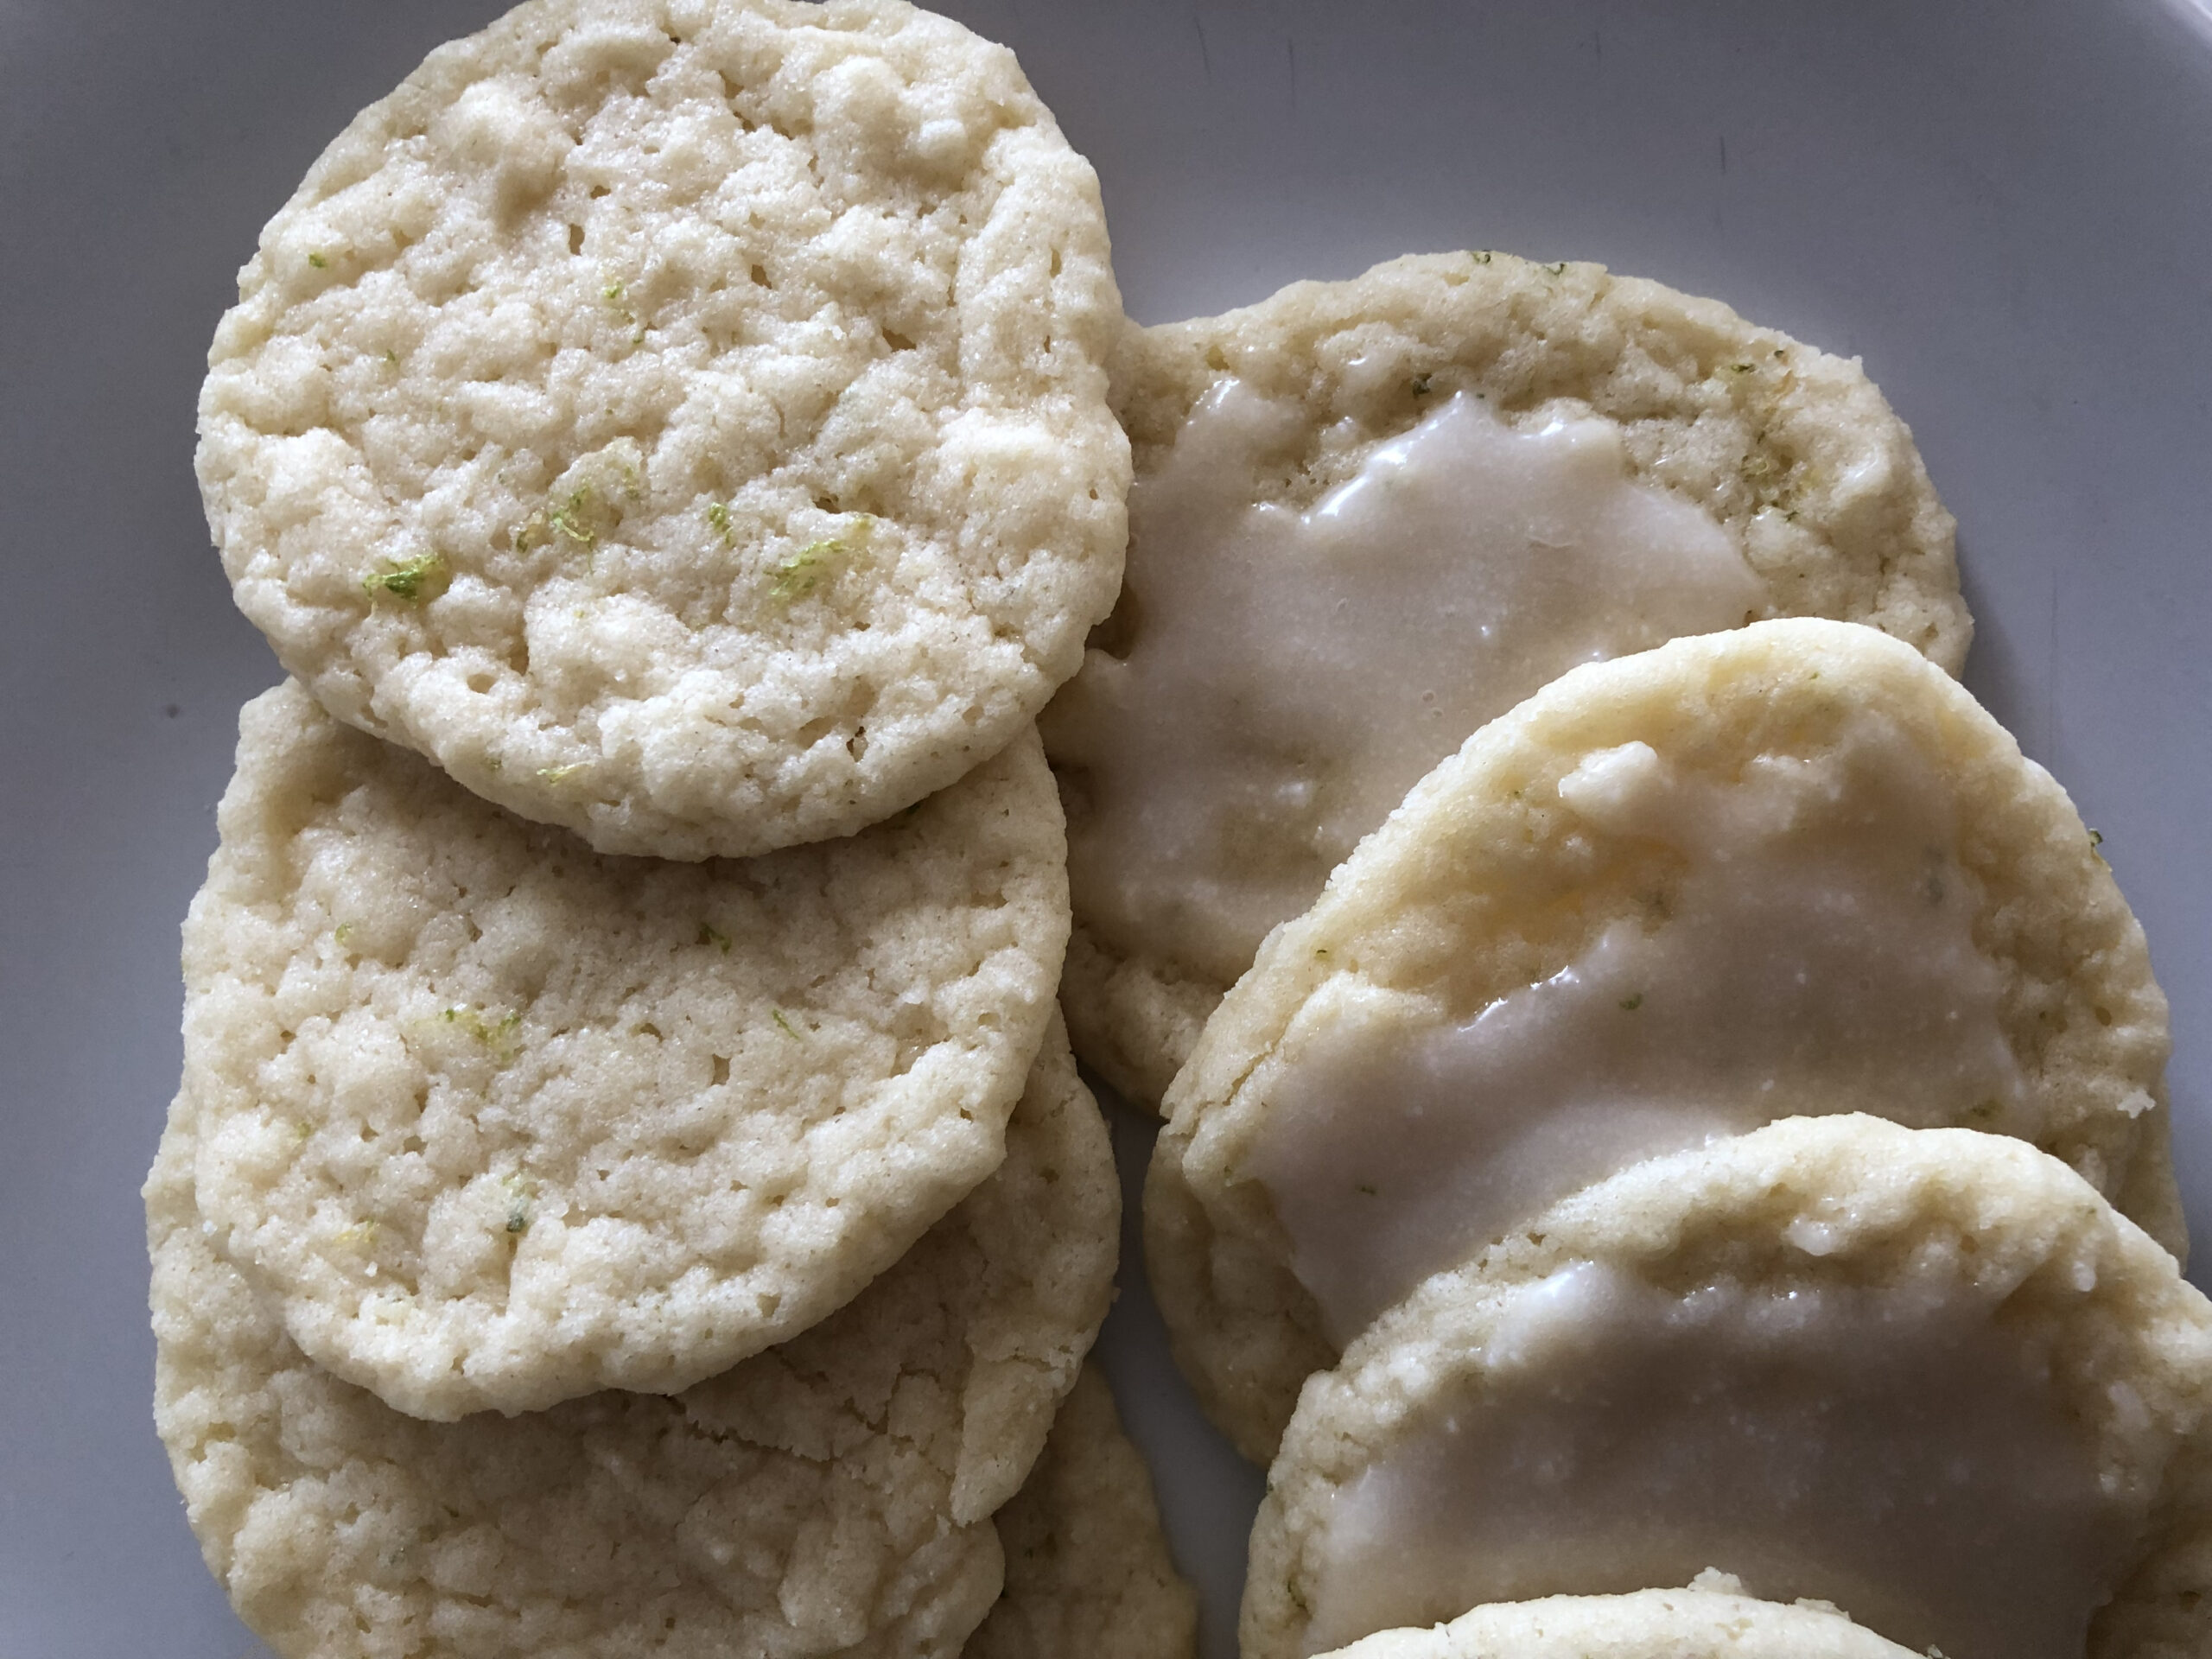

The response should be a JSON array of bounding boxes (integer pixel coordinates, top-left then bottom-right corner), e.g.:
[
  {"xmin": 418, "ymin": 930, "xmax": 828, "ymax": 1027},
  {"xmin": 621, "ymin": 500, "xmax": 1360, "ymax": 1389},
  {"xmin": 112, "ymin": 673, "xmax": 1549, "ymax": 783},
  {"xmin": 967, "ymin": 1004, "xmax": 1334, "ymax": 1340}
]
[{"xmin": 3, "ymin": 3, "xmax": 2208, "ymax": 1656}]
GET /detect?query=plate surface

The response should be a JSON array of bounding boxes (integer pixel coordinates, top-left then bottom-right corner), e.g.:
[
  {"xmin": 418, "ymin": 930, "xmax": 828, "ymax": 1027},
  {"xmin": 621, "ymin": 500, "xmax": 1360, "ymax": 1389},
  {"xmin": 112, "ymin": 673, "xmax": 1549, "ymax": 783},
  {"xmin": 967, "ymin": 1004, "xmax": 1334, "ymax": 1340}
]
[{"xmin": 3, "ymin": 3, "xmax": 2209, "ymax": 1656}]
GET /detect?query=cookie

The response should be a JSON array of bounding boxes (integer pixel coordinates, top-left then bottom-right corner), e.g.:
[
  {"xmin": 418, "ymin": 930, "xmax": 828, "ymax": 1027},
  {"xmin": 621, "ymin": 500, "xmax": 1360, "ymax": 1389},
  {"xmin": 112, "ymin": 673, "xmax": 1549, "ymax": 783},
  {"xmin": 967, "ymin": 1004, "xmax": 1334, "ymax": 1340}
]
[
  {"xmin": 1040, "ymin": 250, "xmax": 1968, "ymax": 1109},
  {"xmin": 149, "ymin": 1012, "xmax": 1117, "ymax": 1659},
  {"xmin": 1312, "ymin": 1577, "xmax": 1921, "ymax": 1659},
  {"xmin": 965, "ymin": 1363, "xmax": 1198, "ymax": 1659},
  {"xmin": 1243, "ymin": 1116, "xmax": 2212, "ymax": 1659},
  {"xmin": 198, "ymin": 0, "xmax": 1128, "ymax": 860},
  {"xmin": 1149, "ymin": 619, "xmax": 2179, "ymax": 1460},
  {"xmin": 184, "ymin": 679, "xmax": 1068, "ymax": 1419}
]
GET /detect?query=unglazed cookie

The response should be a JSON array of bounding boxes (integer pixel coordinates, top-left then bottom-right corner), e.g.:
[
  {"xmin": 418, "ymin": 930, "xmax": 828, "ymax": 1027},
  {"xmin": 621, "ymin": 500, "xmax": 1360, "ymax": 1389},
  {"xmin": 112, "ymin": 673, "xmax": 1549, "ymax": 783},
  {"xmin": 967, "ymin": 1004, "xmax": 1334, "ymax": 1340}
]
[
  {"xmin": 1041, "ymin": 250, "xmax": 1967, "ymax": 1109},
  {"xmin": 199, "ymin": 0, "xmax": 1128, "ymax": 860},
  {"xmin": 184, "ymin": 680, "xmax": 1067, "ymax": 1419},
  {"xmin": 1244, "ymin": 1116, "xmax": 2212, "ymax": 1659},
  {"xmin": 1150, "ymin": 620, "xmax": 2178, "ymax": 1460},
  {"xmin": 149, "ymin": 1014, "xmax": 1117, "ymax": 1659},
  {"xmin": 964, "ymin": 1363, "xmax": 1198, "ymax": 1659},
  {"xmin": 1313, "ymin": 1578, "xmax": 1921, "ymax": 1659}
]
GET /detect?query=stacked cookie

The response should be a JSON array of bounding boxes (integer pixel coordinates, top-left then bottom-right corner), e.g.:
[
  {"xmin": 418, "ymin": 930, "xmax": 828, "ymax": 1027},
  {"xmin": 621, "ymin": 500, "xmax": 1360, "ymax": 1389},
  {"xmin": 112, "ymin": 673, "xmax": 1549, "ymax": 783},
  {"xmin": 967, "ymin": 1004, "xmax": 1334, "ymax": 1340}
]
[
  {"xmin": 1065, "ymin": 264, "xmax": 2211, "ymax": 1653},
  {"xmin": 150, "ymin": 3, "xmax": 1190, "ymax": 1656}
]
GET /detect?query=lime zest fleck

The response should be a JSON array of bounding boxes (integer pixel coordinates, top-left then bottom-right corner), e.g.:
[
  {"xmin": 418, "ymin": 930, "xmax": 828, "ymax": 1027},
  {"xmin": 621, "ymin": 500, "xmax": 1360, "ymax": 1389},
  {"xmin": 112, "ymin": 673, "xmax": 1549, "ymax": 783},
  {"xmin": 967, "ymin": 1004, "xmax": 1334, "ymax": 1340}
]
[
  {"xmin": 1356, "ymin": 1182, "xmax": 1378, "ymax": 1197},
  {"xmin": 771, "ymin": 1008, "xmax": 801, "ymax": 1040},
  {"xmin": 699, "ymin": 922, "xmax": 732, "ymax": 953},
  {"xmin": 1410, "ymin": 372, "xmax": 1433, "ymax": 396},
  {"xmin": 308, "ymin": 251, "xmax": 328, "ymax": 270},
  {"xmin": 706, "ymin": 501, "xmax": 734, "ymax": 545},
  {"xmin": 548, "ymin": 486, "xmax": 597, "ymax": 546},
  {"xmin": 771, "ymin": 516, "xmax": 873, "ymax": 602},
  {"xmin": 502, "ymin": 1172, "xmax": 535, "ymax": 1236},
  {"xmin": 1543, "ymin": 260, "xmax": 1567, "ymax": 276},
  {"xmin": 1730, "ymin": 361, "xmax": 1755, "ymax": 373},
  {"xmin": 2088, "ymin": 828, "xmax": 2105, "ymax": 848},
  {"xmin": 537, "ymin": 763, "xmax": 586, "ymax": 785},
  {"xmin": 1619, "ymin": 993, "xmax": 1643, "ymax": 1011},
  {"xmin": 360, "ymin": 551, "xmax": 448, "ymax": 604},
  {"xmin": 442, "ymin": 1005, "xmax": 523, "ymax": 1065},
  {"xmin": 1470, "ymin": 250, "xmax": 1493, "ymax": 264},
  {"xmin": 334, "ymin": 922, "xmax": 356, "ymax": 946}
]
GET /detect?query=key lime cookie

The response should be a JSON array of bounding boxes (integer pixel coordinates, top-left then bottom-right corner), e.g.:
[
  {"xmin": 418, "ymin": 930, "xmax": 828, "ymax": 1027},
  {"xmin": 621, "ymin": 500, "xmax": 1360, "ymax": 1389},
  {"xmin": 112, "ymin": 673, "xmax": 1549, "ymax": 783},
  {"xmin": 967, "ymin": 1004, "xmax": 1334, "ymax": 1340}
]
[
  {"xmin": 184, "ymin": 680, "xmax": 1067, "ymax": 1420},
  {"xmin": 1040, "ymin": 250, "xmax": 1967, "ymax": 1109},
  {"xmin": 1313, "ymin": 1577, "xmax": 1922, "ymax": 1659},
  {"xmin": 149, "ymin": 1014, "xmax": 1117, "ymax": 1659},
  {"xmin": 1243, "ymin": 1116, "xmax": 2212, "ymax": 1659},
  {"xmin": 965, "ymin": 1363, "xmax": 1198, "ymax": 1659},
  {"xmin": 1150, "ymin": 620, "xmax": 2179, "ymax": 1460},
  {"xmin": 198, "ymin": 0, "xmax": 1128, "ymax": 861}
]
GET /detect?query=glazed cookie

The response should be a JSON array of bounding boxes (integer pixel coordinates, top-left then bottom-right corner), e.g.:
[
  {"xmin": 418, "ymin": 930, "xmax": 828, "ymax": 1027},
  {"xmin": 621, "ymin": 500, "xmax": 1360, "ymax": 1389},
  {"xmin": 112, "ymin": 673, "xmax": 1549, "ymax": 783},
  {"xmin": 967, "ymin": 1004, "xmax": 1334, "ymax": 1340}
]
[
  {"xmin": 199, "ymin": 0, "xmax": 1128, "ymax": 860},
  {"xmin": 1041, "ymin": 250, "xmax": 1967, "ymax": 1109},
  {"xmin": 1150, "ymin": 620, "xmax": 2178, "ymax": 1460},
  {"xmin": 184, "ymin": 680, "xmax": 1067, "ymax": 1419},
  {"xmin": 149, "ymin": 1014, "xmax": 1118, "ymax": 1659},
  {"xmin": 965, "ymin": 1364, "xmax": 1198, "ymax": 1659},
  {"xmin": 1313, "ymin": 1577, "xmax": 1922, "ymax": 1659},
  {"xmin": 1244, "ymin": 1116, "xmax": 2212, "ymax": 1659}
]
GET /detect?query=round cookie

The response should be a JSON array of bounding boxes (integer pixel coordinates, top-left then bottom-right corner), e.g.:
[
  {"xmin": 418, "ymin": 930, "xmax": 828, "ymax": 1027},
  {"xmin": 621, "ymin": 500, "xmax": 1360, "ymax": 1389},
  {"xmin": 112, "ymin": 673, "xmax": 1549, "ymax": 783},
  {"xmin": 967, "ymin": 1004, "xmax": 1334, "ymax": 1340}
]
[
  {"xmin": 1040, "ymin": 249, "xmax": 1968, "ymax": 1110},
  {"xmin": 198, "ymin": 0, "xmax": 1128, "ymax": 860},
  {"xmin": 965, "ymin": 1363, "xmax": 1197, "ymax": 1659},
  {"xmin": 1243, "ymin": 1116, "xmax": 2212, "ymax": 1659},
  {"xmin": 148, "ymin": 1013, "xmax": 1118, "ymax": 1659},
  {"xmin": 184, "ymin": 679, "xmax": 1068, "ymax": 1420},
  {"xmin": 1313, "ymin": 1579, "xmax": 1923, "ymax": 1659},
  {"xmin": 1149, "ymin": 619, "xmax": 2179, "ymax": 1461}
]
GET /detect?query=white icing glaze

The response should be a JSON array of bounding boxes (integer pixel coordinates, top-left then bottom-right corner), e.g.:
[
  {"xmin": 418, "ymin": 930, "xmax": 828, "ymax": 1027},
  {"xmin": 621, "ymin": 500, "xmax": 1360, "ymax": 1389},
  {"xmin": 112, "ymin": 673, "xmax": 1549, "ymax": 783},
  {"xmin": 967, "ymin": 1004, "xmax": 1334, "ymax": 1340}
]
[
  {"xmin": 1248, "ymin": 722, "xmax": 2026, "ymax": 1344},
  {"xmin": 1045, "ymin": 381, "xmax": 1760, "ymax": 985},
  {"xmin": 1300, "ymin": 1264, "xmax": 2145, "ymax": 1659}
]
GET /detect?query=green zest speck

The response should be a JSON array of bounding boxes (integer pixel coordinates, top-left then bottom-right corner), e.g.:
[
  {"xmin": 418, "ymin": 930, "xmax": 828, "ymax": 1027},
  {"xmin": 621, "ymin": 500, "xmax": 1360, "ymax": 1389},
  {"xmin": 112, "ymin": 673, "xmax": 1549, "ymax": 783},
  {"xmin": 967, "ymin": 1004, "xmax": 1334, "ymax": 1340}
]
[
  {"xmin": 1619, "ymin": 993, "xmax": 1643, "ymax": 1011},
  {"xmin": 772, "ymin": 542, "xmax": 833, "ymax": 601},
  {"xmin": 1410, "ymin": 372, "xmax": 1433, "ymax": 396},
  {"xmin": 772, "ymin": 1008, "xmax": 801, "ymax": 1040},
  {"xmin": 442, "ymin": 1006, "xmax": 524, "ymax": 1065},
  {"xmin": 537, "ymin": 763, "xmax": 586, "ymax": 785},
  {"xmin": 1357, "ymin": 1182, "xmax": 1378, "ymax": 1197},
  {"xmin": 548, "ymin": 486, "xmax": 597, "ymax": 547},
  {"xmin": 308, "ymin": 251, "xmax": 328, "ymax": 270},
  {"xmin": 699, "ymin": 922, "xmax": 732, "ymax": 953},
  {"xmin": 361, "ymin": 551, "xmax": 447, "ymax": 603},
  {"xmin": 706, "ymin": 501, "xmax": 734, "ymax": 545}
]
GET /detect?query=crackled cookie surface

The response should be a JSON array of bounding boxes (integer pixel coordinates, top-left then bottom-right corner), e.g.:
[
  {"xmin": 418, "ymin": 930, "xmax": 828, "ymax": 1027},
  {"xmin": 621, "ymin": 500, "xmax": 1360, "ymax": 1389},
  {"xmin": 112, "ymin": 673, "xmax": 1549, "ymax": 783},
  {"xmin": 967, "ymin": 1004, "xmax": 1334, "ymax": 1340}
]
[
  {"xmin": 1313, "ymin": 1580, "xmax": 1922, "ymax": 1659},
  {"xmin": 149, "ymin": 1014, "xmax": 1117, "ymax": 1659},
  {"xmin": 183, "ymin": 681, "xmax": 1067, "ymax": 1419},
  {"xmin": 199, "ymin": 0, "xmax": 1128, "ymax": 859},
  {"xmin": 966, "ymin": 1363, "xmax": 1197, "ymax": 1659},
  {"xmin": 1150, "ymin": 620, "xmax": 2178, "ymax": 1460},
  {"xmin": 1041, "ymin": 250, "xmax": 1967, "ymax": 1109},
  {"xmin": 1244, "ymin": 1118, "xmax": 2212, "ymax": 1659}
]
